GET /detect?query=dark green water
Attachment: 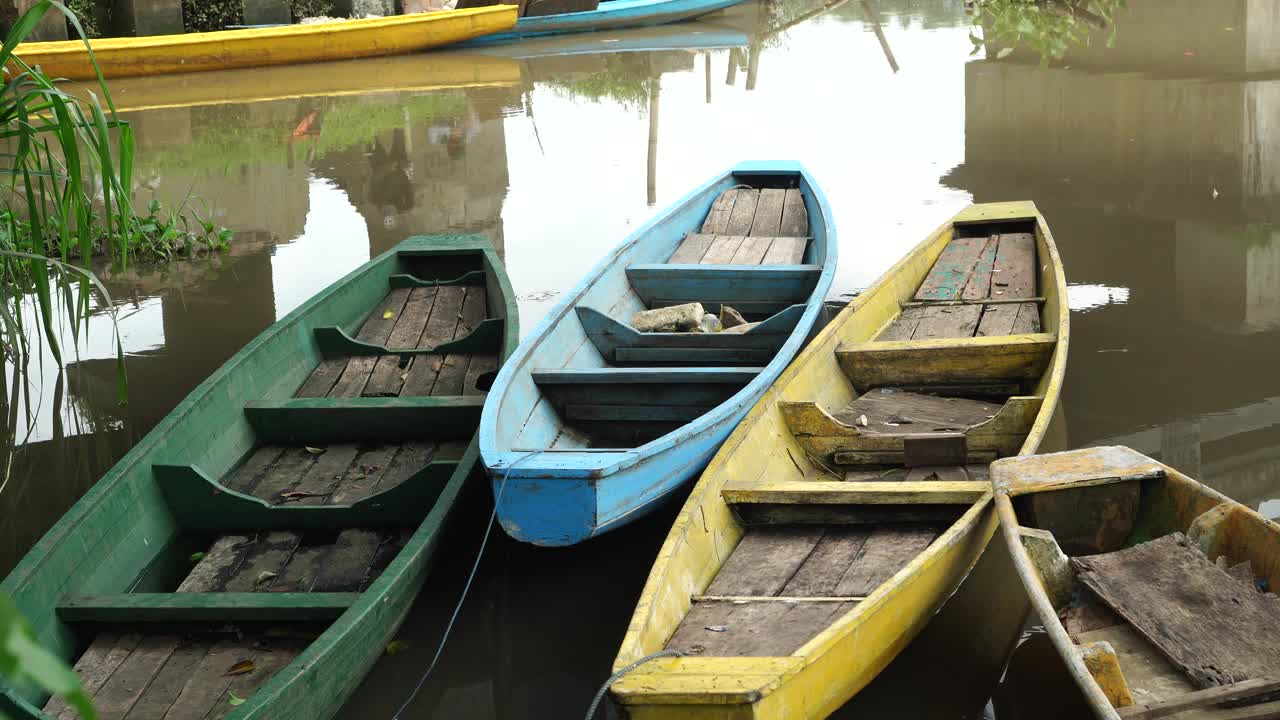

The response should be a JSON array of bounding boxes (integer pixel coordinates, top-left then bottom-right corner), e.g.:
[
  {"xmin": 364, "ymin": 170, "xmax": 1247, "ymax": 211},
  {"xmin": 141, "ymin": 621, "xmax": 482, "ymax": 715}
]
[{"xmin": 4, "ymin": 0, "xmax": 1280, "ymax": 716}]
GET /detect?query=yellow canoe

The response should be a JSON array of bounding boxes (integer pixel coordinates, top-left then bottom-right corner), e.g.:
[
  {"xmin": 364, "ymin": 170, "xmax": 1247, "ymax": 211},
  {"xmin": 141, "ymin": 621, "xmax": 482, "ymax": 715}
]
[
  {"xmin": 11, "ymin": 6, "xmax": 517, "ymax": 80},
  {"xmin": 609, "ymin": 201, "xmax": 1070, "ymax": 719},
  {"xmin": 992, "ymin": 446, "xmax": 1280, "ymax": 719}
]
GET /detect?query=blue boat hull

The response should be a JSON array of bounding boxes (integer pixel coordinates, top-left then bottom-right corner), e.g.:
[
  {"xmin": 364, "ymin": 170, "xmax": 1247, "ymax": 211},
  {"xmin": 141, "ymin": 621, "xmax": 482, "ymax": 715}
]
[
  {"xmin": 461, "ymin": 0, "xmax": 746, "ymax": 45},
  {"xmin": 480, "ymin": 161, "xmax": 837, "ymax": 546}
]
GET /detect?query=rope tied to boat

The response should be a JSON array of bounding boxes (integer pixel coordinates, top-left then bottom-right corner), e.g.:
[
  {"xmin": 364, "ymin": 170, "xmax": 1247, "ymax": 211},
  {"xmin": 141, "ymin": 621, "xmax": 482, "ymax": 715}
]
[
  {"xmin": 584, "ymin": 649, "xmax": 684, "ymax": 720},
  {"xmin": 390, "ymin": 449, "xmax": 542, "ymax": 720}
]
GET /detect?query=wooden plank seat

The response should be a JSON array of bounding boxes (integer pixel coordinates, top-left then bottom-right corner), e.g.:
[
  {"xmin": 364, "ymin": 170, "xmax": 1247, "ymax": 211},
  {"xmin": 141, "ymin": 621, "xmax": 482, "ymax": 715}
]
[
  {"xmin": 663, "ymin": 524, "xmax": 938, "ymax": 657},
  {"xmin": 531, "ymin": 367, "xmax": 763, "ymax": 448},
  {"xmin": 575, "ymin": 305, "xmax": 805, "ymax": 366},
  {"xmin": 779, "ymin": 388, "xmax": 1043, "ymax": 467},
  {"xmin": 626, "ymin": 264, "xmax": 821, "ymax": 317},
  {"xmin": 837, "ymin": 332, "xmax": 1057, "ymax": 393}
]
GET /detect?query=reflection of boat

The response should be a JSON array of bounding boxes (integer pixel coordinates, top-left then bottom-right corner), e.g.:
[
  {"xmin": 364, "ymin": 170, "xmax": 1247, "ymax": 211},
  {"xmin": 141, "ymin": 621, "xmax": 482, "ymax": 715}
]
[
  {"xmin": 462, "ymin": 0, "xmax": 746, "ymax": 45},
  {"xmin": 92, "ymin": 51, "xmax": 522, "ymax": 112},
  {"xmin": 480, "ymin": 161, "xmax": 836, "ymax": 546},
  {"xmin": 0, "ymin": 235, "xmax": 517, "ymax": 720},
  {"xmin": 461, "ymin": 18, "xmax": 746, "ymax": 56},
  {"xmin": 992, "ymin": 446, "xmax": 1280, "ymax": 720},
  {"xmin": 12, "ymin": 6, "xmax": 516, "ymax": 80},
  {"xmin": 611, "ymin": 202, "xmax": 1068, "ymax": 719}
]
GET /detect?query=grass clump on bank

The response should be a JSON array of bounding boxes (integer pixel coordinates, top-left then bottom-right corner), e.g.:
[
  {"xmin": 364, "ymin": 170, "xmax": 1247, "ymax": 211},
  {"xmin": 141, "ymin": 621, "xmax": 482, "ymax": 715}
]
[{"xmin": 1, "ymin": 0, "xmax": 232, "ymax": 393}]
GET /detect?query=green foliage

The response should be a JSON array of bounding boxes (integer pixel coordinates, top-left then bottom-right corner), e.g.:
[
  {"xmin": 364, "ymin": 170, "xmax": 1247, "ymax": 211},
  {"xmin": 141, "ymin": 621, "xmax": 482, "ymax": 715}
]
[
  {"xmin": 181, "ymin": 0, "xmax": 243, "ymax": 32},
  {"xmin": 968, "ymin": 0, "xmax": 1125, "ymax": 63},
  {"xmin": 0, "ymin": 593, "xmax": 96, "ymax": 719},
  {"xmin": 289, "ymin": 0, "xmax": 333, "ymax": 20},
  {"xmin": 61, "ymin": 0, "xmax": 102, "ymax": 37}
]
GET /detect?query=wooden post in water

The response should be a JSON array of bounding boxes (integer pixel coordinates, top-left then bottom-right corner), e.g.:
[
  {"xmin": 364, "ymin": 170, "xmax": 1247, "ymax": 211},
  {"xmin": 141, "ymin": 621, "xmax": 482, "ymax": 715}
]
[
  {"xmin": 704, "ymin": 52, "xmax": 712, "ymax": 103},
  {"xmin": 647, "ymin": 80, "xmax": 659, "ymax": 206},
  {"xmin": 726, "ymin": 47, "xmax": 739, "ymax": 85},
  {"xmin": 861, "ymin": 0, "xmax": 900, "ymax": 73},
  {"xmin": 745, "ymin": 40, "xmax": 761, "ymax": 90}
]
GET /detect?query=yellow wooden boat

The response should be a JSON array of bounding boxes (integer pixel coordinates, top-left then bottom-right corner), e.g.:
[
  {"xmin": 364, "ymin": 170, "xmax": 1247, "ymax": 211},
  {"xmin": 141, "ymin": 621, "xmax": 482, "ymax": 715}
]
[
  {"xmin": 610, "ymin": 201, "xmax": 1069, "ymax": 718},
  {"xmin": 11, "ymin": 6, "xmax": 516, "ymax": 80},
  {"xmin": 992, "ymin": 446, "xmax": 1280, "ymax": 720}
]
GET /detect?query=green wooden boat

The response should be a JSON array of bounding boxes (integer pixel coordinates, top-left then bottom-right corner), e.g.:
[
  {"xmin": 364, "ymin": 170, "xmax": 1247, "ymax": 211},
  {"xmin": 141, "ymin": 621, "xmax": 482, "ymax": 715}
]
[{"xmin": 0, "ymin": 234, "xmax": 517, "ymax": 720}]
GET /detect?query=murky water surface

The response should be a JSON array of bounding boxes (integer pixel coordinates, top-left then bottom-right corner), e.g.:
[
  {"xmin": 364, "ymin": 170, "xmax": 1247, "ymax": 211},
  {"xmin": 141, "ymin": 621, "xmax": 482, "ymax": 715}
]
[{"xmin": 3, "ymin": 0, "xmax": 1278, "ymax": 716}]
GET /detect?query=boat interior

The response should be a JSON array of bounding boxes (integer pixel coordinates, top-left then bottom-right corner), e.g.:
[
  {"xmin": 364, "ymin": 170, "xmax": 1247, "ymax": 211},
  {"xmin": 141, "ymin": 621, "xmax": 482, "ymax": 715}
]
[
  {"xmin": 40, "ymin": 251, "xmax": 507, "ymax": 720},
  {"xmin": 658, "ymin": 212, "xmax": 1060, "ymax": 663},
  {"xmin": 999, "ymin": 449, "xmax": 1280, "ymax": 718},
  {"xmin": 507, "ymin": 174, "xmax": 825, "ymax": 451}
]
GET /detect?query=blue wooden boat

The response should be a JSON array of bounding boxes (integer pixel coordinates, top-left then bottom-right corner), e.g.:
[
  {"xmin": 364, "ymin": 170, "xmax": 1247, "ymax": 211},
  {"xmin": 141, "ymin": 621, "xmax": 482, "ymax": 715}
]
[
  {"xmin": 459, "ymin": 0, "xmax": 748, "ymax": 45},
  {"xmin": 479, "ymin": 161, "xmax": 836, "ymax": 546}
]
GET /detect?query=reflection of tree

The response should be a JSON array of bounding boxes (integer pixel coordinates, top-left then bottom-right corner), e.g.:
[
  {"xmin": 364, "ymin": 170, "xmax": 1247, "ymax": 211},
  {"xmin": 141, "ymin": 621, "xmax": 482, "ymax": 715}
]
[
  {"xmin": 969, "ymin": 0, "xmax": 1124, "ymax": 62},
  {"xmin": 544, "ymin": 54, "xmax": 662, "ymax": 111}
]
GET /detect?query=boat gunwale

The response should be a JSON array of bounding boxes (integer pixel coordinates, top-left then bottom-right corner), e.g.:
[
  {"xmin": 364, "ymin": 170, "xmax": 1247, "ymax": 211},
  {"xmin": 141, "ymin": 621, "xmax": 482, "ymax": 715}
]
[{"xmin": 479, "ymin": 160, "xmax": 837, "ymax": 479}]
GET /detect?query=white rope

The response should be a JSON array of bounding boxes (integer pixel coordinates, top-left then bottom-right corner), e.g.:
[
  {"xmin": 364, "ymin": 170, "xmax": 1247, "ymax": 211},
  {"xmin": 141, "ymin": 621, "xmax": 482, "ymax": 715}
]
[{"xmin": 390, "ymin": 450, "xmax": 540, "ymax": 719}]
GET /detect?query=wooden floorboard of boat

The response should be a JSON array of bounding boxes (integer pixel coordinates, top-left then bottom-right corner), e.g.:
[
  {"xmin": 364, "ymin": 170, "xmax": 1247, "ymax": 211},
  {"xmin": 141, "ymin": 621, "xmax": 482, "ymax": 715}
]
[
  {"xmin": 361, "ymin": 286, "xmax": 440, "ymax": 396},
  {"xmin": 665, "ymin": 598, "xmax": 857, "ymax": 657},
  {"xmin": 673, "ymin": 185, "xmax": 810, "ymax": 265},
  {"xmin": 666, "ymin": 523, "xmax": 938, "ymax": 657},
  {"xmin": 749, "ymin": 189, "xmax": 785, "ymax": 237},
  {"xmin": 880, "ymin": 230, "xmax": 1038, "ymax": 341},
  {"xmin": 1073, "ymin": 533, "xmax": 1280, "ymax": 692},
  {"xmin": 830, "ymin": 389, "xmax": 1003, "ymax": 436}
]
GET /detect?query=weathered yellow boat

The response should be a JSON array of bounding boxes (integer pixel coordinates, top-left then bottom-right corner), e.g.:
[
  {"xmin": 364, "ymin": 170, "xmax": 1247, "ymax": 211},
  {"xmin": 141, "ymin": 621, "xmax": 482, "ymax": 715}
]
[
  {"xmin": 11, "ymin": 6, "xmax": 516, "ymax": 80},
  {"xmin": 609, "ymin": 201, "xmax": 1069, "ymax": 718},
  {"xmin": 993, "ymin": 446, "xmax": 1280, "ymax": 720}
]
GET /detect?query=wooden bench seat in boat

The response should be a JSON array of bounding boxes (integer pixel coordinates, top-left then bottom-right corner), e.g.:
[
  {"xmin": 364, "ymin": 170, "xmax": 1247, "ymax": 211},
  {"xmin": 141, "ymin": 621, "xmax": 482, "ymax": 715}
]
[
  {"xmin": 626, "ymin": 263, "xmax": 821, "ymax": 315},
  {"xmin": 575, "ymin": 304, "xmax": 806, "ymax": 365},
  {"xmin": 533, "ymin": 367, "xmax": 761, "ymax": 422},
  {"xmin": 779, "ymin": 389, "xmax": 1043, "ymax": 467}
]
